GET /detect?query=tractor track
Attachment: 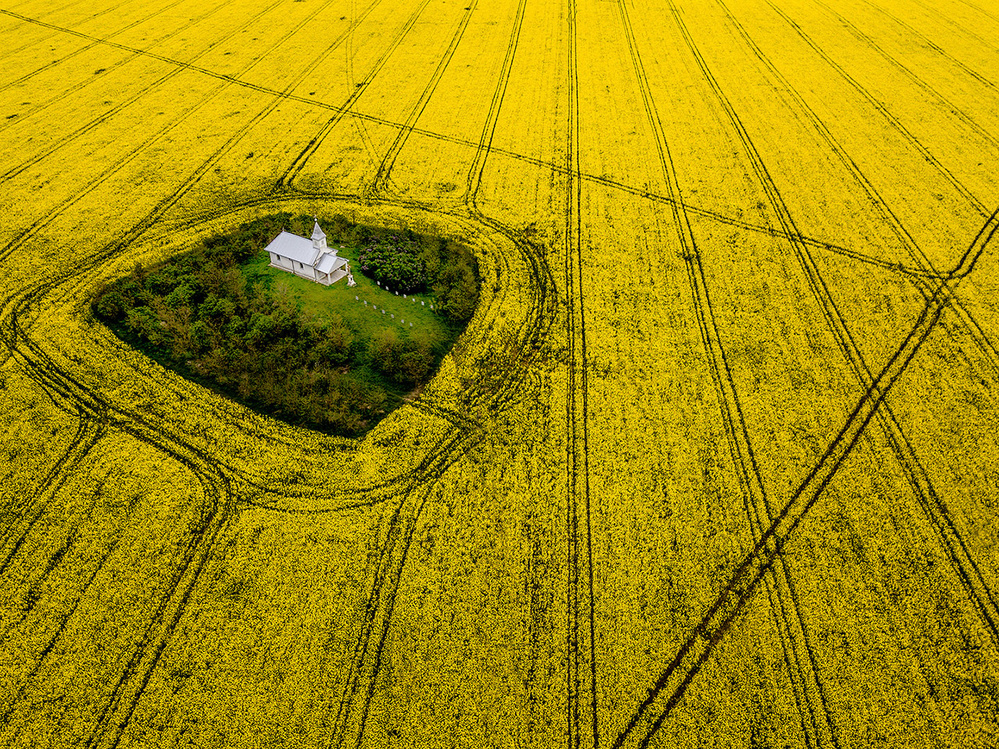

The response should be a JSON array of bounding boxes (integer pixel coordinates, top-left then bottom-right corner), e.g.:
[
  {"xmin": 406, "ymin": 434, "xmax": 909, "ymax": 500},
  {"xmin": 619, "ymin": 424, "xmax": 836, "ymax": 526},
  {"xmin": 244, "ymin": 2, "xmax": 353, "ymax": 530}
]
[
  {"xmin": 763, "ymin": 0, "xmax": 989, "ymax": 219},
  {"xmin": 732, "ymin": 0, "xmax": 999, "ymax": 642},
  {"xmin": 277, "ymin": 7, "xmax": 561, "ymax": 730},
  {"xmin": 0, "ymin": 0, "xmax": 140, "ymax": 65},
  {"xmin": 461, "ymin": 0, "xmax": 527, "ymax": 216},
  {"xmin": 325, "ymin": 431, "xmax": 481, "ymax": 749},
  {"xmin": 0, "ymin": 472, "xmax": 109, "ymax": 637},
  {"xmin": 0, "ymin": 74, "xmax": 431, "ymax": 740},
  {"xmin": 806, "ymin": 0, "xmax": 999, "ymax": 152},
  {"xmin": 3, "ymin": 114, "xmax": 557, "ymax": 740},
  {"xmin": 720, "ymin": 0, "xmax": 999, "ymax": 644},
  {"xmin": 906, "ymin": 0, "xmax": 999, "ymax": 57},
  {"xmin": 8, "ymin": 2, "xmax": 991, "ymax": 742},
  {"xmin": 612, "ymin": 204, "xmax": 999, "ymax": 749},
  {"xmin": 0, "ymin": 0, "xmax": 191, "ymax": 97},
  {"xmin": 953, "ymin": 0, "xmax": 999, "ymax": 25},
  {"xmin": 0, "ymin": 0, "xmax": 293, "ymax": 184},
  {"xmin": 0, "ymin": 0, "xmax": 308, "ymax": 268},
  {"xmin": 857, "ymin": 0, "xmax": 999, "ymax": 94},
  {"xmin": 616, "ymin": 1, "xmax": 837, "ymax": 746},
  {"xmin": 730, "ymin": 0, "xmax": 999, "ymax": 378},
  {"xmin": 81, "ymin": 500, "xmax": 228, "ymax": 749},
  {"xmin": 0, "ymin": 412, "xmax": 104, "ymax": 578},
  {"xmin": 275, "ymin": 0, "xmax": 427, "ymax": 190},
  {"xmin": 0, "ymin": 8, "xmax": 863, "ymax": 267},
  {"xmin": 607, "ymin": 0, "xmax": 999, "ymax": 743},
  {"xmin": 562, "ymin": 0, "xmax": 597, "ymax": 745},
  {"xmin": 288, "ymin": 188, "xmax": 557, "ymax": 746},
  {"xmin": 367, "ymin": 0, "xmax": 480, "ymax": 197},
  {"xmin": 1, "ymin": 293, "xmax": 234, "ymax": 746},
  {"xmin": 0, "ymin": 483, "xmax": 135, "ymax": 735},
  {"xmin": 0, "ymin": 0, "xmax": 234, "ymax": 137}
]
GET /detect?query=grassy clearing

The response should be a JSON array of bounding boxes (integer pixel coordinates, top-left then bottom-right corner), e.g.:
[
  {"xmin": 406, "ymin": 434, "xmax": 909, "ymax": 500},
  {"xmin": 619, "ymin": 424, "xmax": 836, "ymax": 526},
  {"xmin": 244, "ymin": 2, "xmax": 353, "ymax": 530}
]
[{"xmin": 241, "ymin": 245, "xmax": 455, "ymax": 344}]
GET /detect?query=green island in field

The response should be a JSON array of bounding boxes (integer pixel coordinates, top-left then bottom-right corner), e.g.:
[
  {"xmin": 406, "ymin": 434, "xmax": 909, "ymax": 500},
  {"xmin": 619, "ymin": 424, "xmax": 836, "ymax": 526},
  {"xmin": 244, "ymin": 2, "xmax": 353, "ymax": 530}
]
[{"xmin": 93, "ymin": 213, "xmax": 480, "ymax": 435}]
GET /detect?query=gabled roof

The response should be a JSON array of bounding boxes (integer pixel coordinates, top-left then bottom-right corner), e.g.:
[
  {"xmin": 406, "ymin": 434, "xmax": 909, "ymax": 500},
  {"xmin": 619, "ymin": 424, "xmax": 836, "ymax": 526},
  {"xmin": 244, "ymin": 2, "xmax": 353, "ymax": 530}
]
[
  {"xmin": 264, "ymin": 230, "xmax": 320, "ymax": 266},
  {"xmin": 316, "ymin": 253, "xmax": 347, "ymax": 274}
]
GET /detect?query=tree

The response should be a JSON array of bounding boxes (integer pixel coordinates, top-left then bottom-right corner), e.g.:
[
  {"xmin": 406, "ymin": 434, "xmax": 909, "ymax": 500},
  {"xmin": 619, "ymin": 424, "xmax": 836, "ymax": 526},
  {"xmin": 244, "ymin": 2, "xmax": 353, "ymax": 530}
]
[
  {"xmin": 190, "ymin": 320, "xmax": 214, "ymax": 354},
  {"xmin": 124, "ymin": 306, "xmax": 168, "ymax": 349},
  {"xmin": 94, "ymin": 290, "xmax": 127, "ymax": 322},
  {"xmin": 312, "ymin": 318, "xmax": 354, "ymax": 368},
  {"xmin": 397, "ymin": 340, "xmax": 434, "ymax": 386},
  {"xmin": 358, "ymin": 237, "xmax": 428, "ymax": 292},
  {"xmin": 368, "ymin": 328, "xmax": 401, "ymax": 374},
  {"xmin": 244, "ymin": 312, "xmax": 276, "ymax": 350}
]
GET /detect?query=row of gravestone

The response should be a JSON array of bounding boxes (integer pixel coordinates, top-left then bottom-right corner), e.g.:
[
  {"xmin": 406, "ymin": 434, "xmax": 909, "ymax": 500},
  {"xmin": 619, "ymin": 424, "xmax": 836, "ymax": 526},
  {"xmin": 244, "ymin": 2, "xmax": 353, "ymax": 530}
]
[
  {"xmin": 355, "ymin": 296, "xmax": 416, "ymax": 326},
  {"xmin": 372, "ymin": 280, "xmax": 435, "ymax": 311}
]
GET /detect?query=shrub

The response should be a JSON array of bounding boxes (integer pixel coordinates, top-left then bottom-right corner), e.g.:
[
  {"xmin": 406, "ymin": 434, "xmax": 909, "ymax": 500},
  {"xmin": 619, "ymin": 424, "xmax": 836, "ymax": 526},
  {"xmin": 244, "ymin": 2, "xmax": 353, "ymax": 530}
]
[
  {"xmin": 124, "ymin": 306, "xmax": 167, "ymax": 349},
  {"xmin": 396, "ymin": 341, "xmax": 434, "ymax": 387},
  {"xmin": 359, "ymin": 236, "xmax": 428, "ymax": 293},
  {"xmin": 94, "ymin": 290, "xmax": 127, "ymax": 322}
]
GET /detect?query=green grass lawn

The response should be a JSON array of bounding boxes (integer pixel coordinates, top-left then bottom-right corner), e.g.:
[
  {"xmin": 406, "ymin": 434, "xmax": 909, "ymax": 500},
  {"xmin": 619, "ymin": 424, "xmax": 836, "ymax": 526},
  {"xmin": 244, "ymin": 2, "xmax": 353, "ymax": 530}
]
[
  {"xmin": 240, "ymin": 243, "xmax": 462, "ymax": 412},
  {"xmin": 241, "ymin": 244, "xmax": 456, "ymax": 345}
]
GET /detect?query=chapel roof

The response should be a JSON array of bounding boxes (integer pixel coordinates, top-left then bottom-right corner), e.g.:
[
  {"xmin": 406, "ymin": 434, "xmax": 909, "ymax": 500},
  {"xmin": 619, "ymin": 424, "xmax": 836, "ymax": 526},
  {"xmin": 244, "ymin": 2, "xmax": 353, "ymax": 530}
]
[
  {"xmin": 316, "ymin": 253, "xmax": 347, "ymax": 274},
  {"xmin": 265, "ymin": 230, "xmax": 320, "ymax": 267}
]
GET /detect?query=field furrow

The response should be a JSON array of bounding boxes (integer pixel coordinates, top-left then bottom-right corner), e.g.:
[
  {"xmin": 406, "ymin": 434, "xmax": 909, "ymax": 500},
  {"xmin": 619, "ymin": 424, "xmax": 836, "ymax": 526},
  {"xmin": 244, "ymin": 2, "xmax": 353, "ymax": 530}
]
[{"xmin": 1, "ymin": 0, "xmax": 997, "ymax": 746}]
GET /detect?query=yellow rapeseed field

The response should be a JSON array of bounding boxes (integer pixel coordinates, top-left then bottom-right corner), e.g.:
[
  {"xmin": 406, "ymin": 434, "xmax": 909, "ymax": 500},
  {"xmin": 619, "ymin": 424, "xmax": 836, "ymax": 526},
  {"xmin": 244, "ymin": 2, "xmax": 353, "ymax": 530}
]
[{"xmin": 2, "ymin": 0, "xmax": 998, "ymax": 746}]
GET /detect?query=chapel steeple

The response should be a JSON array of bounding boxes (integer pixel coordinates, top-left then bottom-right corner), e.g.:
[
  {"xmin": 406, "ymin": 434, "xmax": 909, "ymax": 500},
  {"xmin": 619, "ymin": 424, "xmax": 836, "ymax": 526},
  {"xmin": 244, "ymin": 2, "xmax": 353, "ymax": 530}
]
[{"xmin": 311, "ymin": 217, "xmax": 328, "ymax": 252}]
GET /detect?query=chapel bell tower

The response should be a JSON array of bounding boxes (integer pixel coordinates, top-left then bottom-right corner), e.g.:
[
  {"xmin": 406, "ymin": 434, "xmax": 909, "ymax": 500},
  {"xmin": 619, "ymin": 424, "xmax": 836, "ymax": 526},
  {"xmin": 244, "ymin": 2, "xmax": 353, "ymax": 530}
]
[{"xmin": 311, "ymin": 217, "xmax": 328, "ymax": 252}]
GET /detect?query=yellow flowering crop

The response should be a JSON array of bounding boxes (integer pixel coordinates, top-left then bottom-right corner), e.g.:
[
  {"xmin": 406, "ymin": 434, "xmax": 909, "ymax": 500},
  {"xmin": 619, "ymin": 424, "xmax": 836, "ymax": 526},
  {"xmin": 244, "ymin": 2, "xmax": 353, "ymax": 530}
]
[{"xmin": 1, "ymin": 0, "xmax": 998, "ymax": 746}]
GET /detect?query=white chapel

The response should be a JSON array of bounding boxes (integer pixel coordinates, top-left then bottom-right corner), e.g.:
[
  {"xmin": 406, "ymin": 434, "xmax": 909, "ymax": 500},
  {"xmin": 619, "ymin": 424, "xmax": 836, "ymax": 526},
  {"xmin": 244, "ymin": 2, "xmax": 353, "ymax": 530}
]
[{"xmin": 264, "ymin": 218, "xmax": 352, "ymax": 286}]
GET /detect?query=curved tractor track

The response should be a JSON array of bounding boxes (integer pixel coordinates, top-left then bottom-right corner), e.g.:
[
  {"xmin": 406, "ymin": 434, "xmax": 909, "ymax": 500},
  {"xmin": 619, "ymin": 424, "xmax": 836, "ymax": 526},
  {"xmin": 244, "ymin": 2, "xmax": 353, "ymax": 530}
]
[
  {"xmin": 0, "ymin": 170, "xmax": 560, "ymax": 743},
  {"xmin": 3, "ymin": 0, "xmax": 999, "ymax": 747}
]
